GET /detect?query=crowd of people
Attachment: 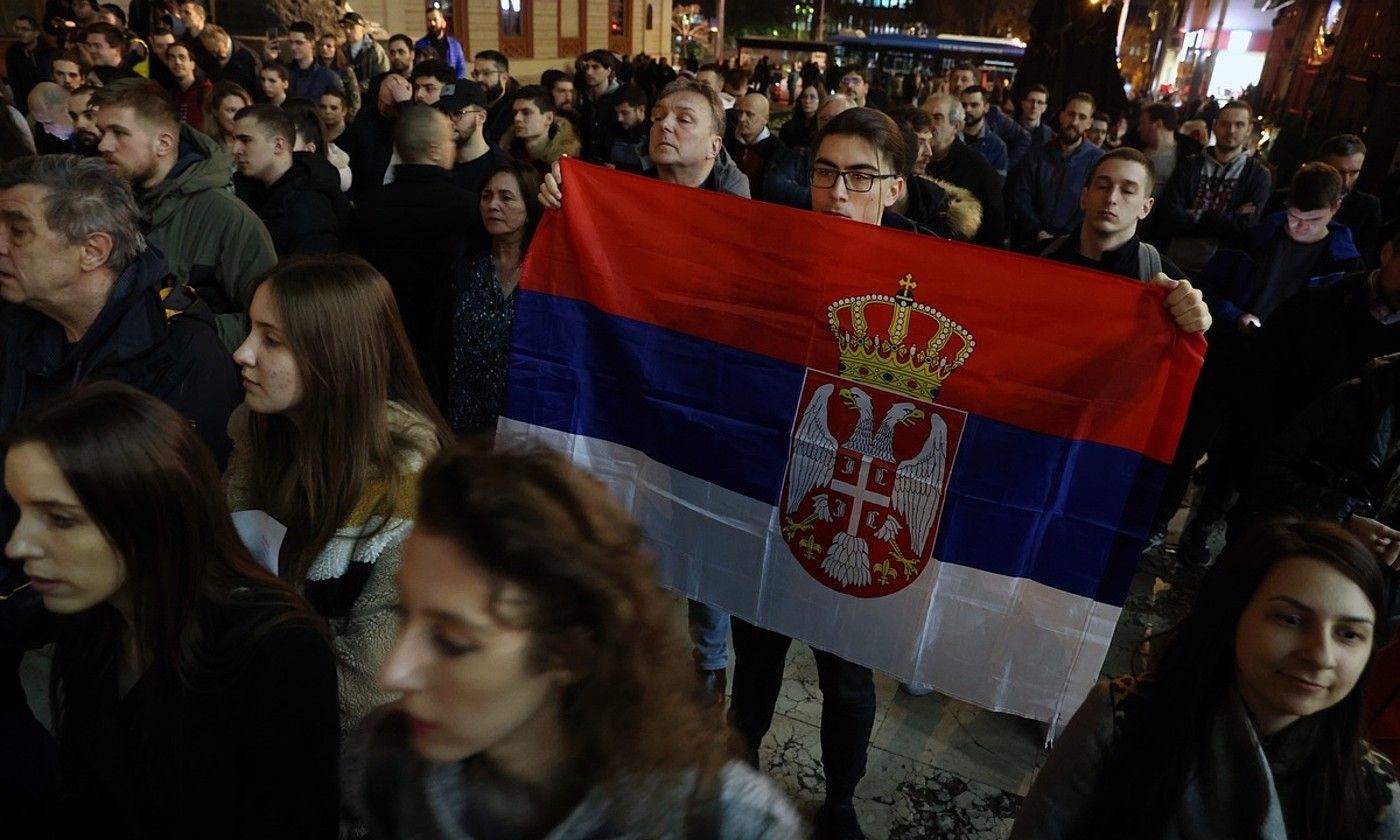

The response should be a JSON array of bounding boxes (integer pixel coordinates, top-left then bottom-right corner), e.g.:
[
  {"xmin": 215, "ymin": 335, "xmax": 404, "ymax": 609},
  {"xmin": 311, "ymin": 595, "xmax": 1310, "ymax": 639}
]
[{"xmin": 2, "ymin": 2, "xmax": 1400, "ymax": 838}]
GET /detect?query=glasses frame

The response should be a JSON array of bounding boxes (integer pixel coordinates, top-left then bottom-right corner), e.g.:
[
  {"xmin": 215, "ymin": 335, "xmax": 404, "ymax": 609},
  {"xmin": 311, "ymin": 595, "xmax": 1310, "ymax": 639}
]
[{"xmin": 807, "ymin": 166, "xmax": 896, "ymax": 193}]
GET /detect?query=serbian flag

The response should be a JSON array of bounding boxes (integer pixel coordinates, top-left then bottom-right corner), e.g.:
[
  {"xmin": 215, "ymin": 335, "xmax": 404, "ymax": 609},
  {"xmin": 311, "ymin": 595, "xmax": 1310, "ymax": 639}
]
[{"xmin": 499, "ymin": 159, "xmax": 1203, "ymax": 725}]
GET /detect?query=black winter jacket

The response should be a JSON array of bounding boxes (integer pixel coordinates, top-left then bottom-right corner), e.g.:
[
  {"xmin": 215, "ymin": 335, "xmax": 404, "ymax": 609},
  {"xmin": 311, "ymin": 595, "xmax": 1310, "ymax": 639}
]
[{"xmin": 236, "ymin": 153, "xmax": 351, "ymax": 256}]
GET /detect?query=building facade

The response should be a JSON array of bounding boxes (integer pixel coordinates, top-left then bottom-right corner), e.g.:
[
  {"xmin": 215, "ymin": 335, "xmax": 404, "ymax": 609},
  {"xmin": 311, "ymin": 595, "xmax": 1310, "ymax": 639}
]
[{"xmin": 358, "ymin": 0, "xmax": 672, "ymax": 81}]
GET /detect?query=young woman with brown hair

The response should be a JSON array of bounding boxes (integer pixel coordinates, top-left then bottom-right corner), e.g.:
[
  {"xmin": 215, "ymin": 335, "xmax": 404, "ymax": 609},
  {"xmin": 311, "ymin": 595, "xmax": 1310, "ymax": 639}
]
[
  {"xmin": 202, "ymin": 79, "xmax": 252, "ymax": 153},
  {"xmin": 4, "ymin": 381, "xmax": 339, "ymax": 838},
  {"xmin": 228, "ymin": 254, "xmax": 450, "ymax": 733},
  {"xmin": 1011, "ymin": 519, "xmax": 1400, "ymax": 839},
  {"xmin": 346, "ymin": 446, "xmax": 802, "ymax": 838}
]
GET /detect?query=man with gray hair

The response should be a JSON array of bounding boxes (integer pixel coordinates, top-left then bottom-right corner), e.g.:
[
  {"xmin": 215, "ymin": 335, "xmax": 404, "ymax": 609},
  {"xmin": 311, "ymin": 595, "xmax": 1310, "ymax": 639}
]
[
  {"xmin": 0, "ymin": 154, "xmax": 241, "ymax": 464},
  {"xmin": 922, "ymin": 92, "xmax": 1005, "ymax": 246},
  {"xmin": 539, "ymin": 76, "xmax": 749, "ymax": 703}
]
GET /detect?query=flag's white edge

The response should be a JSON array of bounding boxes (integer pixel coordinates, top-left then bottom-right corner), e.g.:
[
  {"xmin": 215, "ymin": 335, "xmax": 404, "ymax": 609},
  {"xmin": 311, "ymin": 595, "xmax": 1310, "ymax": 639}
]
[{"xmin": 497, "ymin": 417, "xmax": 1120, "ymax": 731}]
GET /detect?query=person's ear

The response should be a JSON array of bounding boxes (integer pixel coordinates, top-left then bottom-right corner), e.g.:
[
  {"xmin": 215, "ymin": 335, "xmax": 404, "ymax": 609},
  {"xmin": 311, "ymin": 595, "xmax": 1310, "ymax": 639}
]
[
  {"xmin": 155, "ymin": 127, "xmax": 177, "ymax": 158},
  {"xmin": 79, "ymin": 231, "xmax": 114, "ymax": 272},
  {"xmin": 1140, "ymin": 195, "xmax": 1155, "ymax": 220},
  {"xmin": 884, "ymin": 175, "xmax": 904, "ymax": 209}
]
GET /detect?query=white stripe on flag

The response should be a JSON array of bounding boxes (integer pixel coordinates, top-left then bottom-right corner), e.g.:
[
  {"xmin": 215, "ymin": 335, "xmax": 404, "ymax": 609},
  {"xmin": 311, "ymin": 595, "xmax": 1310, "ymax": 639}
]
[{"xmin": 497, "ymin": 418, "xmax": 1119, "ymax": 726}]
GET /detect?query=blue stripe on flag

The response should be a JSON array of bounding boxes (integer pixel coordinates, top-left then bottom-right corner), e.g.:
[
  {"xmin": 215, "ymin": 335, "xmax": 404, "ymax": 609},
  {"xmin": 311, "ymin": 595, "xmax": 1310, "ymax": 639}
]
[{"xmin": 504, "ymin": 292, "xmax": 1162, "ymax": 603}]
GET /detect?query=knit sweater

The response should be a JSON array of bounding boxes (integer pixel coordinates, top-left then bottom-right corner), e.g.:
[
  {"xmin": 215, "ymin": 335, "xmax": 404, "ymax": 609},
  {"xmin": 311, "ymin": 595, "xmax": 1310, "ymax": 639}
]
[{"xmin": 225, "ymin": 400, "xmax": 440, "ymax": 734}]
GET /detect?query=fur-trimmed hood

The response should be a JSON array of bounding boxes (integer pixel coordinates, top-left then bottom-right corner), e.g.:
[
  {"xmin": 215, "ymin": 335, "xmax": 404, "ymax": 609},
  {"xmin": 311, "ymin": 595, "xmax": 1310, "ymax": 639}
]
[
  {"xmin": 499, "ymin": 117, "xmax": 582, "ymax": 165},
  {"xmin": 926, "ymin": 176, "xmax": 982, "ymax": 241}
]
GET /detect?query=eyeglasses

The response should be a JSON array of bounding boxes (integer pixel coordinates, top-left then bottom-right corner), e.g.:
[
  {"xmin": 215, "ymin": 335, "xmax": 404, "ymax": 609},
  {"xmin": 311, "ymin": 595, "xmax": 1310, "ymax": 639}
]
[
  {"xmin": 450, "ymin": 107, "xmax": 484, "ymax": 119},
  {"xmin": 840, "ymin": 76, "xmax": 864, "ymax": 86},
  {"xmin": 808, "ymin": 166, "xmax": 895, "ymax": 192}
]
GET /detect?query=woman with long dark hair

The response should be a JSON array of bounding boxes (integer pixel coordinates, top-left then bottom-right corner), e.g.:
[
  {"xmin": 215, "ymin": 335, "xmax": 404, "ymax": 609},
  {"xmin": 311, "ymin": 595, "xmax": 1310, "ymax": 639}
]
[
  {"xmin": 227, "ymin": 254, "xmax": 450, "ymax": 733},
  {"xmin": 1010, "ymin": 519, "xmax": 1400, "ymax": 839},
  {"xmin": 444, "ymin": 159, "xmax": 542, "ymax": 435},
  {"xmin": 346, "ymin": 447, "xmax": 802, "ymax": 838},
  {"xmin": 779, "ymin": 82, "xmax": 825, "ymax": 148},
  {"xmin": 4, "ymin": 382, "xmax": 339, "ymax": 838},
  {"xmin": 202, "ymin": 79, "xmax": 251, "ymax": 153}
]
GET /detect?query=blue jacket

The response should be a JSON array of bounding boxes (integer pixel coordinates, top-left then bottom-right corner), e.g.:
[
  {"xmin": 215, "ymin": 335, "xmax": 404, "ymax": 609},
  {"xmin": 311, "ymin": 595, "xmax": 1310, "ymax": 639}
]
[
  {"xmin": 287, "ymin": 60, "xmax": 344, "ymax": 101},
  {"xmin": 762, "ymin": 144, "xmax": 811, "ymax": 210},
  {"xmin": 984, "ymin": 106, "xmax": 1030, "ymax": 168},
  {"xmin": 1198, "ymin": 211, "xmax": 1364, "ymax": 324},
  {"xmin": 414, "ymin": 34, "xmax": 467, "ymax": 79},
  {"xmin": 964, "ymin": 128, "xmax": 1008, "ymax": 177},
  {"xmin": 1010, "ymin": 138, "xmax": 1104, "ymax": 244}
]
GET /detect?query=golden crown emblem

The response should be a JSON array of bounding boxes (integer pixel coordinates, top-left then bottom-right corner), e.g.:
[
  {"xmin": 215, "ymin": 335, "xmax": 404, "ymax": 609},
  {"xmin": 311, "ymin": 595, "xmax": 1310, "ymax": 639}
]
[{"xmin": 827, "ymin": 274, "xmax": 975, "ymax": 399}]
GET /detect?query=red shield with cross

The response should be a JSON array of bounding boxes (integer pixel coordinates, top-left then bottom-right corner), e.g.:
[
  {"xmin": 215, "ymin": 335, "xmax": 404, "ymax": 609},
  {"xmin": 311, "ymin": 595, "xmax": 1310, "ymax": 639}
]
[{"xmin": 779, "ymin": 370, "xmax": 965, "ymax": 598}]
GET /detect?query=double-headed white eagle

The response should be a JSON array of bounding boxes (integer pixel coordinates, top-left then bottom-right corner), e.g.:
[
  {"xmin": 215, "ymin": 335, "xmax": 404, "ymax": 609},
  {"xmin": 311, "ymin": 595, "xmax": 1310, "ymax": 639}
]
[{"xmin": 786, "ymin": 383, "xmax": 947, "ymax": 587}]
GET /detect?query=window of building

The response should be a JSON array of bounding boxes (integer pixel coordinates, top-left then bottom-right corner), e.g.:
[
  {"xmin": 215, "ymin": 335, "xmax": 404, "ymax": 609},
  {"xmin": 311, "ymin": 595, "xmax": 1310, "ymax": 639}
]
[
  {"xmin": 608, "ymin": 0, "xmax": 629, "ymax": 52},
  {"xmin": 499, "ymin": 0, "xmax": 532, "ymax": 57}
]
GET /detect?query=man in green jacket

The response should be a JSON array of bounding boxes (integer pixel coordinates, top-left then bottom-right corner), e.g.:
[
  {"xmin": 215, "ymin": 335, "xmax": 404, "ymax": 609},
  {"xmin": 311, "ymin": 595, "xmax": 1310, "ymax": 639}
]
[{"xmin": 91, "ymin": 78, "xmax": 276, "ymax": 349}]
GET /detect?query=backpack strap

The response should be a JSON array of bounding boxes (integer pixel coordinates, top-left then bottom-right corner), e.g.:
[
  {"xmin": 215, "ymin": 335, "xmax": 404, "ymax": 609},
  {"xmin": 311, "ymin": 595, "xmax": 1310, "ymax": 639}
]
[{"xmin": 1136, "ymin": 242, "xmax": 1163, "ymax": 283}]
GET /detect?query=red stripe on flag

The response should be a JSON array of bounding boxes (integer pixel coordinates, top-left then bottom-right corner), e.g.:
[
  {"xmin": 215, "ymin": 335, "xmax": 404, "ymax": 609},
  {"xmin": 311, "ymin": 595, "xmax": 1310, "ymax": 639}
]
[{"xmin": 522, "ymin": 159, "xmax": 1204, "ymax": 462}]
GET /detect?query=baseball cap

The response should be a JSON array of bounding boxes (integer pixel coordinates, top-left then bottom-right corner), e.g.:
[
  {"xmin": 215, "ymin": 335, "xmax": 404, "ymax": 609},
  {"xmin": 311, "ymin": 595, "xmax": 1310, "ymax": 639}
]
[
  {"xmin": 340, "ymin": 11, "xmax": 366, "ymax": 25},
  {"xmin": 436, "ymin": 80, "xmax": 488, "ymax": 112}
]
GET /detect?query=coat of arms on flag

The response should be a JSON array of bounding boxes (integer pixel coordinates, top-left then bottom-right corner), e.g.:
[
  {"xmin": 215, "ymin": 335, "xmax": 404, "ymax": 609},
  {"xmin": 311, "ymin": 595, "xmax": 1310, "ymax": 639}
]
[{"xmin": 781, "ymin": 275, "xmax": 971, "ymax": 597}]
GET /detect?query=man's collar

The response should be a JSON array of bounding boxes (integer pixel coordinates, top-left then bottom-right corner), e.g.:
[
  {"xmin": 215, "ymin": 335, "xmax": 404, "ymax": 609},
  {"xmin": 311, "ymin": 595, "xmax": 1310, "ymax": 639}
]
[
  {"xmin": 965, "ymin": 119, "xmax": 985, "ymax": 138},
  {"xmin": 742, "ymin": 127, "xmax": 770, "ymax": 146}
]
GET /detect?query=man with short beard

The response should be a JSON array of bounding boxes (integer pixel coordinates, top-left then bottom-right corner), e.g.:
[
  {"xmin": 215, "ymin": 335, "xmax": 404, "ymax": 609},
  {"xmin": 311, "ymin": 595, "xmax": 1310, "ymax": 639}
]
[
  {"xmin": 1010, "ymin": 91, "xmax": 1105, "ymax": 247},
  {"xmin": 67, "ymin": 85, "xmax": 101, "ymax": 155},
  {"xmin": 947, "ymin": 62, "xmax": 1028, "ymax": 167},
  {"xmin": 959, "ymin": 85, "xmax": 1008, "ymax": 178},
  {"xmin": 1159, "ymin": 99, "xmax": 1273, "ymax": 275},
  {"xmin": 91, "ymin": 78, "xmax": 275, "ymax": 348},
  {"xmin": 415, "ymin": 6, "xmax": 466, "ymax": 78},
  {"xmin": 438, "ymin": 81, "xmax": 508, "ymax": 191},
  {"xmin": 472, "ymin": 49, "xmax": 515, "ymax": 148}
]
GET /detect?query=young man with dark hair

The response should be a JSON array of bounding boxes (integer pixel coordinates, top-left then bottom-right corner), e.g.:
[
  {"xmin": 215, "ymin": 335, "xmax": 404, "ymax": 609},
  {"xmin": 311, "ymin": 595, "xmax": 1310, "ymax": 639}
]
[
  {"xmin": 1156, "ymin": 161, "xmax": 1364, "ymax": 560},
  {"xmin": 1010, "ymin": 91, "xmax": 1105, "ymax": 247},
  {"xmin": 164, "ymin": 41, "xmax": 210, "ymax": 131},
  {"xmin": 416, "ymin": 5, "xmax": 466, "ymax": 78},
  {"xmin": 607, "ymin": 84, "xmax": 651, "ymax": 173},
  {"xmin": 1137, "ymin": 101, "xmax": 1203, "ymax": 199},
  {"xmin": 260, "ymin": 62, "xmax": 289, "ymax": 107},
  {"xmin": 1320, "ymin": 134, "xmax": 1382, "ymax": 266},
  {"xmin": 1086, "ymin": 111, "xmax": 1110, "ymax": 148},
  {"xmin": 231, "ymin": 102, "xmax": 346, "ymax": 256},
  {"xmin": 959, "ymin": 84, "xmax": 1008, "ymax": 177},
  {"xmin": 411, "ymin": 58, "xmax": 456, "ymax": 106},
  {"xmin": 1018, "ymin": 82, "xmax": 1053, "ymax": 147},
  {"xmin": 1160, "ymin": 99, "xmax": 1273, "ymax": 276},
  {"xmin": 1027, "ymin": 148, "xmax": 1211, "ymax": 334},
  {"xmin": 6, "ymin": 15, "xmax": 51, "ymax": 115},
  {"xmin": 503, "ymin": 84, "xmax": 579, "ymax": 175},
  {"xmin": 836, "ymin": 65, "xmax": 870, "ymax": 108},
  {"xmin": 82, "ymin": 21, "xmax": 134, "ymax": 74},
  {"xmin": 50, "ymin": 47, "xmax": 90, "ymax": 91},
  {"xmin": 91, "ymin": 78, "xmax": 276, "ymax": 347},
  {"xmin": 541, "ymin": 67, "xmax": 579, "ymax": 132},
  {"xmin": 67, "ymin": 84, "xmax": 101, "ymax": 154},
  {"xmin": 472, "ymin": 49, "xmax": 515, "ymax": 147},
  {"xmin": 577, "ymin": 49, "xmax": 621, "ymax": 163},
  {"xmin": 946, "ymin": 62, "xmax": 1028, "ymax": 167},
  {"xmin": 285, "ymin": 21, "xmax": 343, "ymax": 101}
]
